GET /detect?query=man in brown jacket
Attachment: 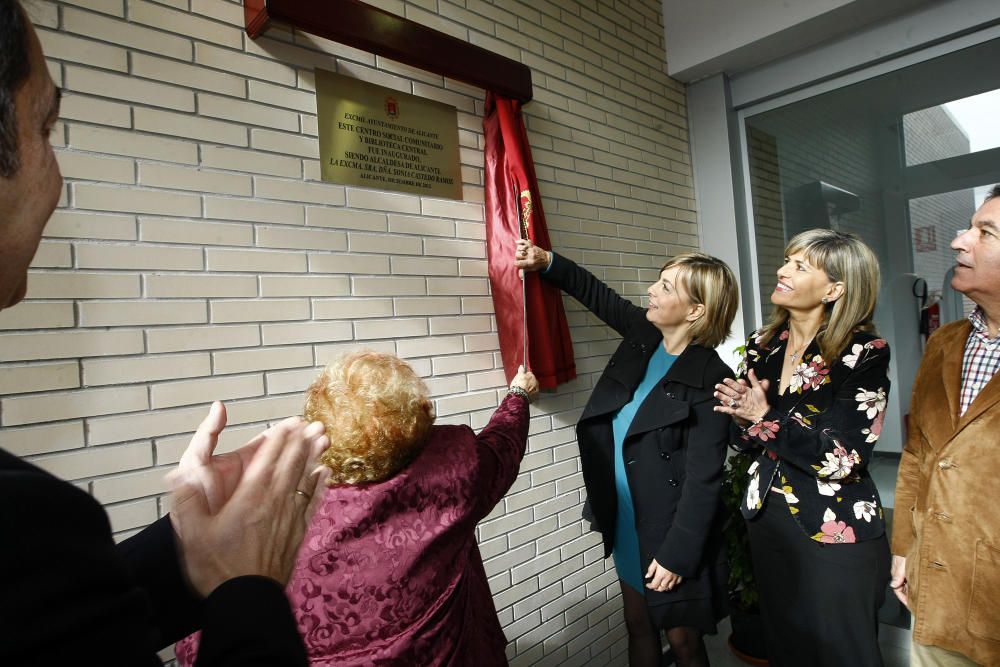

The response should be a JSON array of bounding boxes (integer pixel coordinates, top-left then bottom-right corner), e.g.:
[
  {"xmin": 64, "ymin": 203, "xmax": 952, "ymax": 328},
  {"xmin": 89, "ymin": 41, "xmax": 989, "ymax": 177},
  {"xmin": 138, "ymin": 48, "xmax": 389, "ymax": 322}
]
[{"xmin": 892, "ymin": 185, "xmax": 1000, "ymax": 666}]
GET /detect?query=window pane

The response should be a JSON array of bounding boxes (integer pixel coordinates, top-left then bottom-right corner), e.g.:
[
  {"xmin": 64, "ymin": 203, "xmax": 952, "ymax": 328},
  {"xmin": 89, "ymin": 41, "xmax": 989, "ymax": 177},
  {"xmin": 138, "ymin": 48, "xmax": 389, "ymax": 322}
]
[
  {"xmin": 908, "ymin": 190, "xmax": 978, "ymax": 317},
  {"xmin": 904, "ymin": 89, "xmax": 1000, "ymax": 166}
]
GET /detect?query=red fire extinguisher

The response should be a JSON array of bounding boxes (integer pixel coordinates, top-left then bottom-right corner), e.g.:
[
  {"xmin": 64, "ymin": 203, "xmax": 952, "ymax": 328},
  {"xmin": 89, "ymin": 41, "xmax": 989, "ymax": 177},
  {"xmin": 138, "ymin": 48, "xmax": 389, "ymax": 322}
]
[
  {"xmin": 914, "ymin": 277, "xmax": 940, "ymax": 344},
  {"xmin": 920, "ymin": 299, "xmax": 940, "ymax": 341}
]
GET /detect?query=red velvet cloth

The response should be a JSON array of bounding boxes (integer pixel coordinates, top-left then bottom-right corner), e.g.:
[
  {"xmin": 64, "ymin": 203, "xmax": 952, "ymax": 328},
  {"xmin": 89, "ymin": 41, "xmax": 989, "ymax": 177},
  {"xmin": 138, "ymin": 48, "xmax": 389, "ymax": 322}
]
[
  {"xmin": 175, "ymin": 394, "xmax": 529, "ymax": 667},
  {"xmin": 483, "ymin": 92, "xmax": 576, "ymax": 389}
]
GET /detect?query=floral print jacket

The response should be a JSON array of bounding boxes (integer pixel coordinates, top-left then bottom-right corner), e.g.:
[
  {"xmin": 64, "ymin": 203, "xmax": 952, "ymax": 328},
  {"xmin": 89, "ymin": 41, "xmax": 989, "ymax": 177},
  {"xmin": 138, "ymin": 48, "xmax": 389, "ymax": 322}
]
[{"xmin": 733, "ymin": 326, "xmax": 890, "ymax": 544}]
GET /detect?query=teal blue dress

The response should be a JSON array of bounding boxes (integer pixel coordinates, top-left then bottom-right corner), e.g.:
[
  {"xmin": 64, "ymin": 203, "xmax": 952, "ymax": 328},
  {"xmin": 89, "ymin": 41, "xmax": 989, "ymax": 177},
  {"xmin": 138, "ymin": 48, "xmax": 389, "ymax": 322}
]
[{"xmin": 611, "ymin": 345, "xmax": 676, "ymax": 593}]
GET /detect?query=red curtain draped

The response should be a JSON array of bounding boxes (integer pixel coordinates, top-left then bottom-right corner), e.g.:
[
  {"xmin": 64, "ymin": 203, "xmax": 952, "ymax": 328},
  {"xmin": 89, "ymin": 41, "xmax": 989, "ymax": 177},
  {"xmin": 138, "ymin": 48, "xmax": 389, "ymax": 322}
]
[{"xmin": 483, "ymin": 92, "xmax": 576, "ymax": 390}]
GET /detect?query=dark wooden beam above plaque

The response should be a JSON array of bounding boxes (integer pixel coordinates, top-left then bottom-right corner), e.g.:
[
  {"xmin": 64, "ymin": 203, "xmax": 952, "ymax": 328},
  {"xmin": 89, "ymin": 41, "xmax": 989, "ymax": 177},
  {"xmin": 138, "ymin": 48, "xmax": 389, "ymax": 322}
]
[{"xmin": 244, "ymin": 0, "xmax": 533, "ymax": 103}]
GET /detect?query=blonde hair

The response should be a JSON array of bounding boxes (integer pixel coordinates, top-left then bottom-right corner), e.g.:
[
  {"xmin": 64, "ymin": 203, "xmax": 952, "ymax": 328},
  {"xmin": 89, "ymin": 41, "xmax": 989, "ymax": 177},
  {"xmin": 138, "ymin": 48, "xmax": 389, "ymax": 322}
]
[
  {"xmin": 661, "ymin": 252, "xmax": 739, "ymax": 349},
  {"xmin": 304, "ymin": 350, "xmax": 435, "ymax": 485},
  {"xmin": 758, "ymin": 228, "xmax": 880, "ymax": 361}
]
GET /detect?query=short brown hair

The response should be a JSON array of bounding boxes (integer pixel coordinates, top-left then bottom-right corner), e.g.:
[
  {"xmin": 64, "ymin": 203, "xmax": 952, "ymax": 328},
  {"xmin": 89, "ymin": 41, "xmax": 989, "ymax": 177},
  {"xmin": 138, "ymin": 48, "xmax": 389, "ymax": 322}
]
[
  {"xmin": 305, "ymin": 350, "xmax": 435, "ymax": 485},
  {"xmin": 661, "ymin": 252, "xmax": 739, "ymax": 349}
]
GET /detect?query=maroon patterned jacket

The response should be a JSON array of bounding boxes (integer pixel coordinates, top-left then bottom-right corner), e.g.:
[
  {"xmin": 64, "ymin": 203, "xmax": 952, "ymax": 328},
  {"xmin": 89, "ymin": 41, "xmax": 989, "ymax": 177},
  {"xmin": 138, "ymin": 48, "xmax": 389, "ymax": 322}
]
[{"xmin": 176, "ymin": 393, "xmax": 529, "ymax": 666}]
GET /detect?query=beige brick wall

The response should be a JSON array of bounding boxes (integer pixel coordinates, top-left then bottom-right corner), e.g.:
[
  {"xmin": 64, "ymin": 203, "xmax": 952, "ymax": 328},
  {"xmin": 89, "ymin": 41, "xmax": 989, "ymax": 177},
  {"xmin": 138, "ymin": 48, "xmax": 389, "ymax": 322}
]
[{"xmin": 3, "ymin": 1, "xmax": 697, "ymax": 664}]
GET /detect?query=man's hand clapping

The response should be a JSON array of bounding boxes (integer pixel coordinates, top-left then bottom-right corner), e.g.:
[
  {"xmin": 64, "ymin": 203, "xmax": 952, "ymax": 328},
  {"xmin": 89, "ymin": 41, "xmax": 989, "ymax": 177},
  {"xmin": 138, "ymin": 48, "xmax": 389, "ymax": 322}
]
[{"xmin": 167, "ymin": 402, "xmax": 330, "ymax": 597}]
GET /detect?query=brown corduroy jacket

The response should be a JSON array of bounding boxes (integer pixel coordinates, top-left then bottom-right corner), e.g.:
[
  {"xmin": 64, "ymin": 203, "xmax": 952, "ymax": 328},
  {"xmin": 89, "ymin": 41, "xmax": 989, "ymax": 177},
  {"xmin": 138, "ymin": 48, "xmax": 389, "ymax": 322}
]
[{"xmin": 893, "ymin": 319, "xmax": 1000, "ymax": 665}]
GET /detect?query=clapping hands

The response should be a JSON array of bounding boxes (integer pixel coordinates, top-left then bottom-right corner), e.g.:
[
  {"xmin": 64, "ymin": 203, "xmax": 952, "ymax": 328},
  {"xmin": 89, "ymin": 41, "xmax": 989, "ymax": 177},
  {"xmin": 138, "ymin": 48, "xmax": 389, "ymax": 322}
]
[
  {"xmin": 167, "ymin": 402, "xmax": 330, "ymax": 597},
  {"xmin": 713, "ymin": 369, "xmax": 771, "ymax": 426}
]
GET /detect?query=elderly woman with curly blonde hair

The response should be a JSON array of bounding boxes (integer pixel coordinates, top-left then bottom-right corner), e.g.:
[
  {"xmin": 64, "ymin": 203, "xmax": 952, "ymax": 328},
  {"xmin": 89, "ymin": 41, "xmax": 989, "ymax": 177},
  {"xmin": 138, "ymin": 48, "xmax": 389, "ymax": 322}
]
[{"xmin": 176, "ymin": 351, "xmax": 539, "ymax": 667}]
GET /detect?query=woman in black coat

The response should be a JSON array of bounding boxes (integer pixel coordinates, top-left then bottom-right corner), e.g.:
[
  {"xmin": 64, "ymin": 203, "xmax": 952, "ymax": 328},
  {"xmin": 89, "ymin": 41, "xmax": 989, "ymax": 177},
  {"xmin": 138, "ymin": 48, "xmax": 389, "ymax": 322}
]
[{"xmin": 516, "ymin": 241, "xmax": 739, "ymax": 667}]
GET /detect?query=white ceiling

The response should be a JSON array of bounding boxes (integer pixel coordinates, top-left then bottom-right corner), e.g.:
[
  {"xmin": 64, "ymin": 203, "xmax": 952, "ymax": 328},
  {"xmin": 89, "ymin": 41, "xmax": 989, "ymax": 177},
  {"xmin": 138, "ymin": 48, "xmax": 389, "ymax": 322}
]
[{"xmin": 661, "ymin": 0, "xmax": 937, "ymax": 82}]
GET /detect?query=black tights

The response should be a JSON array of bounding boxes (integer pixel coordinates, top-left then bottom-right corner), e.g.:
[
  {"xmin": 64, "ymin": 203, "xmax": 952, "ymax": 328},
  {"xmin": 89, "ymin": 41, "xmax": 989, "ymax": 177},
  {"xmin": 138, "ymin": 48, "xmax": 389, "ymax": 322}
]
[{"xmin": 621, "ymin": 582, "xmax": 710, "ymax": 667}]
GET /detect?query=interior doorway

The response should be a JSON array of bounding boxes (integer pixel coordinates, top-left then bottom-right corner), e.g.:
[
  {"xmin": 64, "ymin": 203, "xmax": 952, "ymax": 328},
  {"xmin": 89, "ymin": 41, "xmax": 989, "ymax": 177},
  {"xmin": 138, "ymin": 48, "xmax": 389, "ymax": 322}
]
[{"xmin": 739, "ymin": 36, "xmax": 1000, "ymax": 454}]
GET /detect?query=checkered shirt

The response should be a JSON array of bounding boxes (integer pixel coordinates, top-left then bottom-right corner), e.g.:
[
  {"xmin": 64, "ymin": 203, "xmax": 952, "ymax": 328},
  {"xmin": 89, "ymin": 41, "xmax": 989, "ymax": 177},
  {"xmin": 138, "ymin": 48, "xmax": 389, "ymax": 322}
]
[{"xmin": 960, "ymin": 307, "xmax": 1000, "ymax": 415}]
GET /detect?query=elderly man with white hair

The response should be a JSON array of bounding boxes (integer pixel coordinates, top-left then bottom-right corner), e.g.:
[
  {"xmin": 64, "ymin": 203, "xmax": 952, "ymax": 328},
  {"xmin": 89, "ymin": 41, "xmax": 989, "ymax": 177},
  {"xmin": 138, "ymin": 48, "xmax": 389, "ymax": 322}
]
[{"xmin": 892, "ymin": 185, "xmax": 1000, "ymax": 667}]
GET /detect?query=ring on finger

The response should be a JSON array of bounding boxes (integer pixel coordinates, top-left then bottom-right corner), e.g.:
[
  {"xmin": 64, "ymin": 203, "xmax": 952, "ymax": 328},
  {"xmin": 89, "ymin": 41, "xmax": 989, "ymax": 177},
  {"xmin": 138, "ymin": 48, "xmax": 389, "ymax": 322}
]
[{"xmin": 728, "ymin": 398, "xmax": 736, "ymax": 407}]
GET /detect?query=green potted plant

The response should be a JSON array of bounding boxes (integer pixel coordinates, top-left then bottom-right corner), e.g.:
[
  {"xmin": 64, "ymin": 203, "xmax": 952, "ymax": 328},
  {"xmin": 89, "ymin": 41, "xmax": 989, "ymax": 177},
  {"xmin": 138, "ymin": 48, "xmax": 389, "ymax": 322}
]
[{"xmin": 722, "ymin": 449, "xmax": 769, "ymax": 665}]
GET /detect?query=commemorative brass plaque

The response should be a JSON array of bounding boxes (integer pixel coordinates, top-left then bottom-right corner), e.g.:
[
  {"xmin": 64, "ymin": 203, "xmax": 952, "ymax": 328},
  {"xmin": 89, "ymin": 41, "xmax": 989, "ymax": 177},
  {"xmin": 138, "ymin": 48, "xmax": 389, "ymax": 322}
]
[{"xmin": 316, "ymin": 68, "xmax": 462, "ymax": 199}]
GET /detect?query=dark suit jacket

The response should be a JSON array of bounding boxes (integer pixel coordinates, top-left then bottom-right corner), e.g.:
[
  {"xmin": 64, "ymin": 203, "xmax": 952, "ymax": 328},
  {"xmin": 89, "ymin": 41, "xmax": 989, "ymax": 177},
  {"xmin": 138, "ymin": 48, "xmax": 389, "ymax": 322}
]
[
  {"xmin": 0, "ymin": 447, "xmax": 307, "ymax": 666},
  {"xmin": 544, "ymin": 255, "xmax": 733, "ymax": 604}
]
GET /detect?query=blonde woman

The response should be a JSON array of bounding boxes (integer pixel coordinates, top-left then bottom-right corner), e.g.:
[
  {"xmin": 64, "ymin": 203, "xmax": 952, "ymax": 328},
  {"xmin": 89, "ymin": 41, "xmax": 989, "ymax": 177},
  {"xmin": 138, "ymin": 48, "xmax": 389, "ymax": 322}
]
[
  {"xmin": 516, "ymin": 240, "xmax": 739, "ymax": 667},
  {"xmin": 177, "ymin": 351, "xmax": 539, "ymax": 667},
  {"xmin": 714, "ymin": 229, "xmax": 891, "ymax": 666}
]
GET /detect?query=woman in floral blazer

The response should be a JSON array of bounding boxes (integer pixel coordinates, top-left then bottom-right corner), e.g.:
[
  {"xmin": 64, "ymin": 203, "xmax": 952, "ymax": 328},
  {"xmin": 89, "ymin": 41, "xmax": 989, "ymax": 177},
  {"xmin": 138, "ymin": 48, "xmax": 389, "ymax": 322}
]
[{"xmin": 714, "ymin": 229, "xmax": 891, "ymax": 667}]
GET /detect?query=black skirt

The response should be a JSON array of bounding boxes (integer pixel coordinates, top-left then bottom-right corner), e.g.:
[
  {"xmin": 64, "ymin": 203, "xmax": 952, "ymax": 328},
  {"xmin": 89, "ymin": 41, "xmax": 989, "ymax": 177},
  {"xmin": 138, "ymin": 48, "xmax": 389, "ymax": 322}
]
[
  {"xmin": 747, "ymin": 491, "xmax": 890, "ymax": 667},
  {"xmin": 645, "ymin": 543, "xmax": 729, "ymax": 636}
]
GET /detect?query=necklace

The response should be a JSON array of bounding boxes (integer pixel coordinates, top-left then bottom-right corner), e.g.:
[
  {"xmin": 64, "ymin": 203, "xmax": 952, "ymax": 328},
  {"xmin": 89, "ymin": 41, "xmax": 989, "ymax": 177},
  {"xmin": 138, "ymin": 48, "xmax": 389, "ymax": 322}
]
[{"xmin": 786, "ymin": 332, "xmax": 814, "ymax": 362}]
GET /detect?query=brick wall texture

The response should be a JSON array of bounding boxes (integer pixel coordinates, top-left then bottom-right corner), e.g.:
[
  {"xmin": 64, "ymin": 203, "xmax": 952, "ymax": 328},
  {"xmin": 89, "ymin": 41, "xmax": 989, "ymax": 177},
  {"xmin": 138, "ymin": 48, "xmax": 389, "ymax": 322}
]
[{"xmin": 2, "ymin": 1, "xmax": 700, "ymax": 664}]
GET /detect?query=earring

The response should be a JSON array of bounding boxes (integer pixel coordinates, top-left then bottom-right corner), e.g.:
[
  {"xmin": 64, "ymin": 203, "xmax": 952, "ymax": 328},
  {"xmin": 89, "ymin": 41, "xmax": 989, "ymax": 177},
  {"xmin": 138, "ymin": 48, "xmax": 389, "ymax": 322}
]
[{"xmin": 821, "ymin": 297, "xmax": 829, "ymax": 305}]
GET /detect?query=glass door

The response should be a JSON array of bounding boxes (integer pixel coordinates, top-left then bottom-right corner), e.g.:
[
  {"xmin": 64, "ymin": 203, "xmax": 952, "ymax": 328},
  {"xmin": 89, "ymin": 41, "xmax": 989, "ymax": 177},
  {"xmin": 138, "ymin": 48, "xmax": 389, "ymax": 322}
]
[{"xmin": 741, "ymin": 37, "xmax": 1000, "ymax": 454}]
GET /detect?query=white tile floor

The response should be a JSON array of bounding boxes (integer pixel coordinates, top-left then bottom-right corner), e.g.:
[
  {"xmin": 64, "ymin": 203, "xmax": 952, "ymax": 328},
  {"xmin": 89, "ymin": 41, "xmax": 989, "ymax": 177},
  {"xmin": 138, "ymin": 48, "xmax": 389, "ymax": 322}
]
[{"xmin": 702, "ymin": 618, "xmax": 755, "ymax": 667}]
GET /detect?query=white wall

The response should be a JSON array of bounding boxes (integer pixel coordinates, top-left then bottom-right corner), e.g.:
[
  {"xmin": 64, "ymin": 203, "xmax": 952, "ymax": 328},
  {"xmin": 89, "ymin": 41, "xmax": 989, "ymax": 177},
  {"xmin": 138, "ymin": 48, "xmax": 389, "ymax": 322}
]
[
  {"xmin": 1, "ymin": 0, "xmax": 702, "ymax": 664},
  {"xmin": 661, "ymin": 0, "xmax": 935, "ymax": 82},
  {"xmin": 685, "ymin": 0, "xmax": 1000, "ymax": 355},
  {"xmin": 689, "ymin": 75, "xmax": 747, "ymax": 364},
  {"xmin": 729, "ymin": 0, "xmax": 1000, "ymax": 108}
]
